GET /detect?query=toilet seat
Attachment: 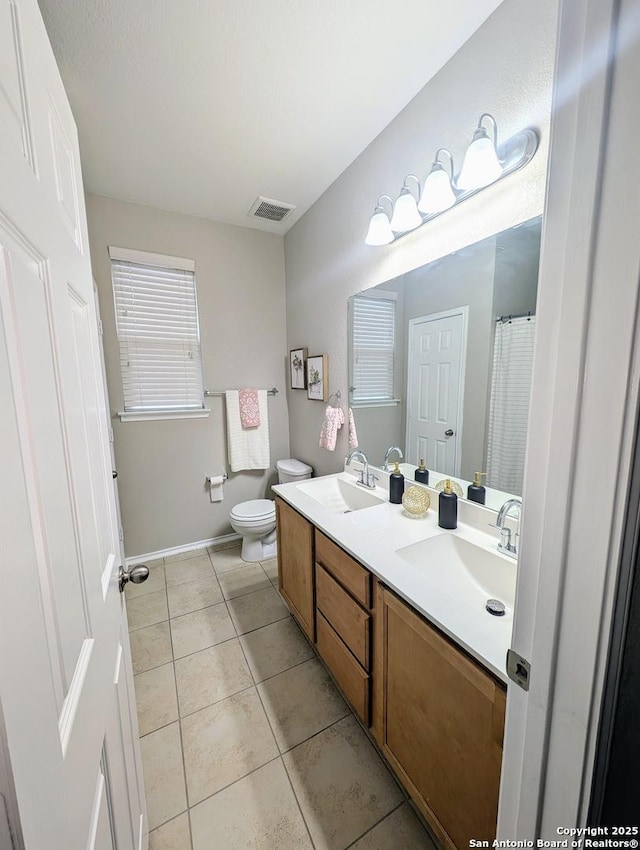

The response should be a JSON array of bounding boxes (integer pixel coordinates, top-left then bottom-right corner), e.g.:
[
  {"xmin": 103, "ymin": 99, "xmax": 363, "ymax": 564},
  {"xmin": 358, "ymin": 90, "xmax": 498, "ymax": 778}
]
[{"xmin": 230, "ymin": 499, "xmax": 275, "ymax": 524}]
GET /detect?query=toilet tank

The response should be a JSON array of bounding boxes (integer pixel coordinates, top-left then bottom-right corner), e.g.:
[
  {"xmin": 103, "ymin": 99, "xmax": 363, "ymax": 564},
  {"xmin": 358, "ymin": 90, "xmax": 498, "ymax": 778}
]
[{"xmin": 277, "ymin": 458, "xmax": 313, "ymax": 484}]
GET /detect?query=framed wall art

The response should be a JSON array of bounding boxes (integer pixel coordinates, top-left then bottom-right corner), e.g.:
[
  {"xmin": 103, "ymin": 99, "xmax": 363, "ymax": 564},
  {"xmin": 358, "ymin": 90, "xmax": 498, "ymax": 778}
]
[
  {"xmin": 307, "ymin": 354, "xmax": 329, "ymax": 402},
  {"xmin": 290, "ymin": 347, "xmax": 307, "ymax": 389}
]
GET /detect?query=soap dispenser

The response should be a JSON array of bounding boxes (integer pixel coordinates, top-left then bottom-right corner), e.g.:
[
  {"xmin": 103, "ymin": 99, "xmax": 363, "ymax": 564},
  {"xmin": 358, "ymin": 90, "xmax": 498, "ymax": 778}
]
[
  {"xmin": 389, "ymin": 462, "xmax": 405, "ymax": 504},
  {"xmin": 467, "ymin": 472, "xmax": 487, "ymax": 505},
  {"xmin": 414, "ymin": 458, "xmax": 429, "ymax": 485},
  {"xmin": 438, "ymin": 479, "xmax": 458, "ymax": 529}
]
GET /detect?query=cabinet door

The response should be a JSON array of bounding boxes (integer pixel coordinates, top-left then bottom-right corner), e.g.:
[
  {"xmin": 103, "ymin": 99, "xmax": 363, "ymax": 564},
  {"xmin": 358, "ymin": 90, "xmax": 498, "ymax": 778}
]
[
  {"xmin": 377, "ymin": 586, "xmax": 506, "ymax": 850},
  {"xmin": 276, "ymin": 498, "xmax": 315, "ymax": 640}
]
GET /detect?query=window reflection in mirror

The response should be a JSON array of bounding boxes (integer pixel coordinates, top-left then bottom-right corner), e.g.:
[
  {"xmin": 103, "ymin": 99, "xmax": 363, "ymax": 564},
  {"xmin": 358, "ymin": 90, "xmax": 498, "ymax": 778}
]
[{"xmin": 348, "ymin": 216, "xmax": 542, "ymax": 510}]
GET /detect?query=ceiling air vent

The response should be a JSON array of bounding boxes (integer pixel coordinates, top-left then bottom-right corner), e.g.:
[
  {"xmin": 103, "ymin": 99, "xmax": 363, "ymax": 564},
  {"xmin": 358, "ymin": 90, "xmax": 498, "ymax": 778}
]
[{"xmin": 248, "ymin": 196, "xmax": 296, "ymax": 223}]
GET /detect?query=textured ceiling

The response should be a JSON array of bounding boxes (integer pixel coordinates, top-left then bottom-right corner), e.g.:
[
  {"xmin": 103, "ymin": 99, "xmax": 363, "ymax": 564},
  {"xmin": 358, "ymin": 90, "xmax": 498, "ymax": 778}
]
[{"xmin": 39, "ymin": 0, "xmax": 503, "ymax": 233}]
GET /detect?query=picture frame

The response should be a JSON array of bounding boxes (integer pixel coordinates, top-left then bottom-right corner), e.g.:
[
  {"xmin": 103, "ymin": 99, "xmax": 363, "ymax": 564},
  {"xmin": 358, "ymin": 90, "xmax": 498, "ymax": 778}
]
[
  {"xmin": 307, "ymin": 354, "xmax": 329, "ymax": 402},
  {"xmin": 290, "ymin": 347, "xmax": 307, "ymax": 390}
]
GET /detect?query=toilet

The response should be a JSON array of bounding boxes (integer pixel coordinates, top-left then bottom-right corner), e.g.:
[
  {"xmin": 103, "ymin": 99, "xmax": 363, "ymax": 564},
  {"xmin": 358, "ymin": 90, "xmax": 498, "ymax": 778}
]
[
  {"xmin": 275, "ymin": 458, "xmax": 314, "ymax": 484},
  {"xmin": 229, "ymin": 458, "xmax": 313, "ymax": 562}
]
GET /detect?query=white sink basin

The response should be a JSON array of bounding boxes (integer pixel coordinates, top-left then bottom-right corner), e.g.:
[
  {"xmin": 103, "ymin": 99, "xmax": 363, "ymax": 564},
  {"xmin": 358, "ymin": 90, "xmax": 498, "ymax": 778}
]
[
  {"xmin": 395, "ymin": 533, "xmax": 516, "ymax": 610},
  {"xmin": 296, "ymin": 475, "xmax": 385, "ymax": 513}
]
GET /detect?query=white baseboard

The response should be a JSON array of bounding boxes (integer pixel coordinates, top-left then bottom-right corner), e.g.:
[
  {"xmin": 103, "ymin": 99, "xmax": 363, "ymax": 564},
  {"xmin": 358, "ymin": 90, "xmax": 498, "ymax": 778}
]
[{"xmin": 125, "ymin": 531, "xmax": 241, "ymax": 566}]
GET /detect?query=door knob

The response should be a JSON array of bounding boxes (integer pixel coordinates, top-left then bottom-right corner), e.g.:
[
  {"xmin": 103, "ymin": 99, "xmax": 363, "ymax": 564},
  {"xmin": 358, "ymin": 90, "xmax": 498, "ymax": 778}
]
[
  {"xmin": 444, "ymin": 429, "xmax": 454, "ymax": 437},
  {"xmin": 118, "ymin": 564, "xmax": 149, "ymax": 593},
  {"xmin": 112, "ymin": 469, "xmax": 118, "ymax": 479}
]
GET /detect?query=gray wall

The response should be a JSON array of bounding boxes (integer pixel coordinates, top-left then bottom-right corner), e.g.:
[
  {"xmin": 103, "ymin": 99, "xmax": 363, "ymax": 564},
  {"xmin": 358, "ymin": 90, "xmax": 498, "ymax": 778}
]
[
  {"xmin": 284, "ymin": 0, "xmax": 558, "ymax": 477},
  {"xmin": 87, "ymin": 194, "xmax": 289, "ymax": 557},
  {"xmin": 493, "ymin": 221, "xmax": 542, "ymax": 317}
]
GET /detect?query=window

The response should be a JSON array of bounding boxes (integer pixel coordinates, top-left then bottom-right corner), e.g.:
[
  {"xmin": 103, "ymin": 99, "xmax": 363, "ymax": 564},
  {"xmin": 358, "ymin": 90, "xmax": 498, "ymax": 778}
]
[
  {"xmin": 351, "ymin": 294, "xmax": 396, "ymax": 405},
  {"xmin": 109, "ymin": 247, "xmax": 206, "ymax": 420}
]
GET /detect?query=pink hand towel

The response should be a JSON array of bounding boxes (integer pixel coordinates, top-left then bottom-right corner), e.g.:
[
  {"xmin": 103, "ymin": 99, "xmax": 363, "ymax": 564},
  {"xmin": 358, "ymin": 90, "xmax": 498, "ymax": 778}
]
[
  {"xmin": 348, "ymin": 408, "xmax": 359, "ymax": 449},
  {"xmin": 319, "ymin": 406, "xmax": 345, "ymax": 451},
  {"xmin": 239, "ymin": 388, "xmax": 260, "ymax": 428}
]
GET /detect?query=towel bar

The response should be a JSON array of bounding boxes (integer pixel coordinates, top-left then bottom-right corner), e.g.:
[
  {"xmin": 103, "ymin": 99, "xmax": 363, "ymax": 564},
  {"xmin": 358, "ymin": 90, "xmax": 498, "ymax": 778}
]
[{"xmin": 204, "ymin": 387, "xmax": 278, "ymax": 398}]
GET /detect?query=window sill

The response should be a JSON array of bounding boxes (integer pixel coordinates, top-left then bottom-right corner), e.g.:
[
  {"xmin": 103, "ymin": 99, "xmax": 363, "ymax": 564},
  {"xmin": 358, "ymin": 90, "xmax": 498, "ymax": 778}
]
[
  {"xmin": 350, "ymin": 399, "xmax": 402, "ymax": 409},
  {"xmin": 117, "ymin": 408, "xmax": 211, "ymax": 422}
]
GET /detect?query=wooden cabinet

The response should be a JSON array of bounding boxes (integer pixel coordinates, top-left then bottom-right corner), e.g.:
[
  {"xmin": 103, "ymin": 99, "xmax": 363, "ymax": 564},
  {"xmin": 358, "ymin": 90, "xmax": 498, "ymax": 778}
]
[
  {"xmin": 275, "ymin": 499, "xmax": 506, "ymax": 846},
  {"xmin": 316, "ymin": 565, "xmax": 370, "ymax": 668},
  {"xmin": 314, "ymin": 530, "xmax": 372, "ymax": 724},
  {"xmin": 275, "ymin": 498, "xmax": 315, "ymax": 640},
  {"xmin": 317, "ymin": 612, "xmax": 370, "ymax": 724},
  {"xmin": 316, "ymin": 531, "xmax": 371, "ymax": 607},
  {"xmin": 374, "ymin": 584, "xmax": 506, "ymax": 850}
]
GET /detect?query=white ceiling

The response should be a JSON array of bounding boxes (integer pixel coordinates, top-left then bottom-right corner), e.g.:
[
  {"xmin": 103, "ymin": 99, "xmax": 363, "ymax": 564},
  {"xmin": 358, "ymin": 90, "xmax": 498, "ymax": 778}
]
[{"xmin": 39, "ymin": 0, "xmax": 503, "ymax": 234}]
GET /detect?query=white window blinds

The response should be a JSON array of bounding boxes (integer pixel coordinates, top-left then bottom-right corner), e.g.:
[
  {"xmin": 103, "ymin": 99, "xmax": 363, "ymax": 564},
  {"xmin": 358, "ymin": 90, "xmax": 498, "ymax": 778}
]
[
  {"xmin": 352, "ymin": 295, "xmax": 396, "ymax": 403},
  {"xmin": 110, "ymin": 248, "xmax": 204, "ymax": 412}
]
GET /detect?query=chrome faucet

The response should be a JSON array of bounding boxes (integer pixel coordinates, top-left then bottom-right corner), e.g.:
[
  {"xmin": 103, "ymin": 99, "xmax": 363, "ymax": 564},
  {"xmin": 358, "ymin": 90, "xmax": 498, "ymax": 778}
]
[
  {"xmin": 494, "ymin": 498, "xmax": 522, "ymax": 559},
  {"xmin": 382, "ymin": 445, "xmax": 404, "ymax": 472},
  {"xmin": 346, "ymin": 450, "xmax": 378, "ymax": 490}
]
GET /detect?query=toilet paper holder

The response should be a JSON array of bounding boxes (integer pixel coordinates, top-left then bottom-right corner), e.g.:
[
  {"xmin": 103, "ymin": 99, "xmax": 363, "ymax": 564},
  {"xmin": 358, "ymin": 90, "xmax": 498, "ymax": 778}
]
[{"xmin": 206, "ymin": 473, "xmax": 229, "ymax": 485}]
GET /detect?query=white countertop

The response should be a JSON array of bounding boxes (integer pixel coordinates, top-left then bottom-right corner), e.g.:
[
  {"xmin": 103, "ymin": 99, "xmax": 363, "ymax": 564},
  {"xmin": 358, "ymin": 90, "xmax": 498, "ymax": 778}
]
[{"xmin": 273, "ymin": 472, "xmax": 516, "ymax": 684}]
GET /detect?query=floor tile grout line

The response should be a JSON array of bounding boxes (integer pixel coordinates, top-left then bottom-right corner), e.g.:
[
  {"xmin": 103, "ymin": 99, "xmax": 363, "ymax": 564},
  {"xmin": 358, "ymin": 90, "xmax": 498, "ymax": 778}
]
[
  {"xmin": 280, "ymin": 755, "xmax": 318, "ymax": 850},
  {"xmin": 240, "ymin": 632, "xmax": 349, "ymax": 756},
  {"xmin": 245, "ymin": 636, "xmax": 351, "ymax": 755},
  {"xmin": 236, "ymin": 640, "xmax": 280, "ymax": 749},
  {"xmin": 146, "ymin": 810, "xmax": 190, "ymax": 844},
  {"xmin": 157, "ymin": 620, "xmax": 312, "ymax": 720},
  {"xmin": 342, "ymin": 799, "xmax": 406, "ymax": 849},
  {"xmin": 173, "ymin": 631, "xmax": 330, "ymax": 726},
  {"xmin": 185, "ymin": 805, "xmax": 195, "ymax": 850},
  {"xmin": 278, "ymin": 711, "xmax": 353, "ymax": 757},
  {"xmin": 248, "ymin": 651, "xmax": 316, "ymax": 687},
  {"xmin": 275, "ymin": 706, "xmax": 352, "ymax": 757},
  {"xmin": 138, "ymin": 714, "xmax": 182, "ymax": 740},
  {"xmin": 233, "ymin": 612, "xmax": 290, "ymax": 638},
  {"xmin": 218, "ymin": 571, "xmax": 273, "ymax": 602},
  {"xmin": 239, "ymin": 640, "xmax": 318, "ymax": 850},
  {"xmin": 168, "ymin": 628, "xmax": 192, "ymax": 843},
  {"xmin": 131, "ymin": 630, "xmax": 238, "ymax": 675},
  {"xmin": 186, "ymin": 753, "xmax": 282, "ymax": 814},
  {"xmin": 176, "ymin": 682, "xmax": 256, "ymax": 723},
  {"xmin": 149, "ymin": 805, "xmax": 190, "ymax": 836},
  {"xmin": 168, "ymin": 598, "xmax": 232, "ymax": 625}
]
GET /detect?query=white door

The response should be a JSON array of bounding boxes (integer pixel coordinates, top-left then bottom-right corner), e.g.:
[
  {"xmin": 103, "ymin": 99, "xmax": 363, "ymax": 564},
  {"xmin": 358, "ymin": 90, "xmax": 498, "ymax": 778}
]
[
  {"xmin": 405, "ymin": 309, "xmax": 467, "ymax": 475},
  {"xmin": 0, "ymin": 2, "xmax": 146, "ymax": 849}
]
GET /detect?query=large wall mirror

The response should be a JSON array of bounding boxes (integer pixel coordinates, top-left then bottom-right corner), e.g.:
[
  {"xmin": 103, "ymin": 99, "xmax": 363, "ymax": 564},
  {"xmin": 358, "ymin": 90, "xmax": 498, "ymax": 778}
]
[{"xmin": 348, "ymin": 216, "xmax": 542, "ymax": 511}]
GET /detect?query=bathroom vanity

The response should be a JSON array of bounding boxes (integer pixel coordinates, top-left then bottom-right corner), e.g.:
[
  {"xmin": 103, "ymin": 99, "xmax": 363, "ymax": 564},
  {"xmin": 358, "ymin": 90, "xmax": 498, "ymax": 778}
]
[{"xmin": 273, "ymin": 472, "xmax": 515, "ymax": 850}]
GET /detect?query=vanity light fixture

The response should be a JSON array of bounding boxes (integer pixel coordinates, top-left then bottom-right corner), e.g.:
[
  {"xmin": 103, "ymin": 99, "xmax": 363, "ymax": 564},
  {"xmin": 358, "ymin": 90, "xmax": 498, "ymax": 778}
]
[
  {"xmin": 418, "ymin": 149, "xmax": 456, "ymax": 215},
  {"xmin": 364, "ymin": 195, "xmax": 394, "ymax": 246},
  {"xmin": 365, "ymin": 113, "xmax": 539, "ymax": 246},
  {"xmin": 389, "ymin": 175, "xmax": 422, "ymax": 233},
  {"xmin": 457, "ymin": 113, "xmax": 502, "ymax": 190}
]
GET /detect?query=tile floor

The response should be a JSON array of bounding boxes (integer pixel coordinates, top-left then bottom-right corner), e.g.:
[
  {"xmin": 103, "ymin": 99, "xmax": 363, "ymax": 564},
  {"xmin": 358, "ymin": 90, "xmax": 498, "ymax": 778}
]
[{"xmin": 127, "ymin": 542, "xmax": 436, "ymax": 850}]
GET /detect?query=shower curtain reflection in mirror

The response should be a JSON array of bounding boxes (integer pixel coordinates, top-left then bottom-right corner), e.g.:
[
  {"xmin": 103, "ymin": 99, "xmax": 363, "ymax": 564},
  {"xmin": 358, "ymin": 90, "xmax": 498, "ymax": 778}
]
[{"xmin": 486, "ymin": 315, "xmax": 536, "ymax": 494}]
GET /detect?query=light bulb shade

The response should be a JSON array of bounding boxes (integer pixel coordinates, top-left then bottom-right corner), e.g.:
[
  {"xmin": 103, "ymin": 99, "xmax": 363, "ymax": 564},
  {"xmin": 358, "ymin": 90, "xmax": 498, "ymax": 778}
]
[
  {"xmin": 457, "ymin": 131, "xmax": 502, "ymax": 190},
  {"xmin": 390, "ymin": 189, "xmax": 422, "ymax": 232},
  {"xmin": 365, "ymin": 209, "xmax": 394, "ymax": 245},
  {"xmin": 418, "ymin": 165, "xmax": 456, "ymax": 214}
]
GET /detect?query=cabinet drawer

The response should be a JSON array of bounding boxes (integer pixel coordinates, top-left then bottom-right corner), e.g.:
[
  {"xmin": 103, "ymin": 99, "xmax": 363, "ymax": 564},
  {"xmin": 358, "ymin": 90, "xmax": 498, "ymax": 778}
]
[
  {"xmin": 317, "ymin": 612, "xmax": 370, "ymax": 725},
  {"xmin": 316, "ymin": 565, "xmax": 370, "ymax": 669},
  {"xmin": 315, "ymin": 531, "xmax": 371, "ymax": 608}
]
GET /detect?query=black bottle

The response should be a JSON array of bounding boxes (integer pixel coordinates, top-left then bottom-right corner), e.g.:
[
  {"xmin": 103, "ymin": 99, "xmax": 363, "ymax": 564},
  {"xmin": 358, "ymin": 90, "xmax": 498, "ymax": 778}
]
[
  {"xmin": 467, "ymin": 471, "xmax": 487, "ymax": 505},
  {"xmin": 389, "ymin": 462, "xmax": 405, "ymax": 504},
  {"xmin": 438, "ymin": 479, "xmax": 458, "ymax": 529},
  {"xmin": 414, "ymin": 458, "xmax": 429, "ymax": 485}
]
